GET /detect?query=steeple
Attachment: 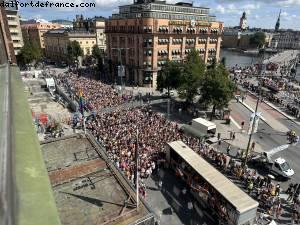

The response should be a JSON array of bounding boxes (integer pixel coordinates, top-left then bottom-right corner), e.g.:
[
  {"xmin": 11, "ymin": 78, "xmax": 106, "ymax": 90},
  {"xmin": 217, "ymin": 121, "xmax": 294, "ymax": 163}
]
[{"xmin": 275, "ymin": 9, "xmax": 281, "ymax": 32}]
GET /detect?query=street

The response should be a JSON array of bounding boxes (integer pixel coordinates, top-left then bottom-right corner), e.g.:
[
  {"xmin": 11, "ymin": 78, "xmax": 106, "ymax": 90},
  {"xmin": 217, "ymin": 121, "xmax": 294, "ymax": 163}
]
[{"xmin": 230, "ymin": 95, "xmax": 300, "ymax": 188}]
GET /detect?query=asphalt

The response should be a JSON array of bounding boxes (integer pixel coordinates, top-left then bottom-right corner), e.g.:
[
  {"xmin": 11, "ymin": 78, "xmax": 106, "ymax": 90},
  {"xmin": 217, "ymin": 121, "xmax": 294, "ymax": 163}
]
[{"xmin": 230, "ymin": 99, "xmax": 300, "ymax": 189}]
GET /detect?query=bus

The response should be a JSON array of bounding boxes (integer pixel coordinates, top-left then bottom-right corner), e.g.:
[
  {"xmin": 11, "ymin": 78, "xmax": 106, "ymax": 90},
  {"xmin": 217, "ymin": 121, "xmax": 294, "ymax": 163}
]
[{"xmin": 166, "ymin": 141, "xmax": 259, "ymax": 225}]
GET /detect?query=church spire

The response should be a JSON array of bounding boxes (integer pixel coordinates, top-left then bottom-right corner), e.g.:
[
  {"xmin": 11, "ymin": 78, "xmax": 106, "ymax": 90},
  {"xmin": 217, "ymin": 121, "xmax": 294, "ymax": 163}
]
[{"xmin": 275, "ymin": 9, "xmax": 281, "ymax": 32}]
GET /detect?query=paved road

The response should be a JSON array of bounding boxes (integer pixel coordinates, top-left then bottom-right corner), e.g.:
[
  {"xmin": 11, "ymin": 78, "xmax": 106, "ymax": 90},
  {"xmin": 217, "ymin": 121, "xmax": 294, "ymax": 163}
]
[{"xmin": 230, "ymin": 99, "xmax": 300, "ymax": 188}]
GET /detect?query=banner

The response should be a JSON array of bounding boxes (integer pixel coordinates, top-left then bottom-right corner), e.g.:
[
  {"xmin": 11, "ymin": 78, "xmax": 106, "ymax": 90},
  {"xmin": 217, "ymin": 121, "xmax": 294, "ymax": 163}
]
[{"xmin": 118, "ymin": 65, "xmax": 125, "ymax": 77}]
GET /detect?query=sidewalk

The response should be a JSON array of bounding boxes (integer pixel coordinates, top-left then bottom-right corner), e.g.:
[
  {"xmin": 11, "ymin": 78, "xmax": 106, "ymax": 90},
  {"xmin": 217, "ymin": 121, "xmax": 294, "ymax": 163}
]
[
  {"xmin": 239, "ymin": 97, "xmax": 290, "ymax": 133},
  {"xmin": 264, "ymin": 101, "xmax": 300, "ymax": 127},
  {"xmin": 213, "ymin": 119, "xmax": 264, "ymax": 153}
]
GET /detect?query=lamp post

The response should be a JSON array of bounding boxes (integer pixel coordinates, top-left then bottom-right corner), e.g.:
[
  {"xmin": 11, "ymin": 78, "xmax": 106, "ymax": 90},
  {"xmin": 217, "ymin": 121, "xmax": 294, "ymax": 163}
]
[
  {"xmin": 135, "ymin": 128, "xmax": 139, "ymax": 208},
  {"xmin": 243, "ymin": 91, "xmax": 260, "ymax": 166},
  {"xmin": 111, "ymin": 48, "xmax": 129, "ymax": 94}
]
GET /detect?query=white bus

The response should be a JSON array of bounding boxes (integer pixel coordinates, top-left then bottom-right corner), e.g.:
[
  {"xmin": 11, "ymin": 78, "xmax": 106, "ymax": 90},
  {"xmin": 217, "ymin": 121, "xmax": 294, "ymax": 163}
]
[{"xmin": 166, "ymin": 141, "xmax": 258, "ymax": 225}]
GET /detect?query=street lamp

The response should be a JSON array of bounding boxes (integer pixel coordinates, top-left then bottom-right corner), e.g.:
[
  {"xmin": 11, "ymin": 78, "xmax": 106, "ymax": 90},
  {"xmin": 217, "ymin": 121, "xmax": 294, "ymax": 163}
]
[
  {"xmin": 111, "ymin": 48, "xmax": 129, "ymax": 94},
  {"xmin": 243, "ymin": 87, "xmax": 261, "ymax": 166}
]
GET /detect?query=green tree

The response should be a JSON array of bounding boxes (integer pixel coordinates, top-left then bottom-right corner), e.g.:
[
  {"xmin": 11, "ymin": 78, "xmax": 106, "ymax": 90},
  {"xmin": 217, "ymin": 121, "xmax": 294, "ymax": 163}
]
[
  {"xmin": 67, "ymin": 40, "xmax": 83, "ymax": 65},
  {"xmin": 249, "ymin": 32, "xmax": 266, "ymax": 48},
  {"xmin": 157, "ymin": 60, "xmax": 182, "ymax": 97},
  {"xmin": 92, "ymin": 45, "xmax": 104, "ymax": 72},
  {"xmin": 200, "ymin": 64, "xmax": 235, "ymax": 120},
  {"xmin": 17, "ymin": 41, "xmax": 41, "ymax": 66},
  {"xmin": 178, "ymin": 49, "xmax": 205, "ymax": 103}
]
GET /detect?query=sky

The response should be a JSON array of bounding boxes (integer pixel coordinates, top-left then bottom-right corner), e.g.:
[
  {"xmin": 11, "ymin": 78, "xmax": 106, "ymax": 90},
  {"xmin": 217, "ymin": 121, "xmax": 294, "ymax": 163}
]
[{"xmin": 18, "ymin": 0, "xmax": 300, "ymax": 30}]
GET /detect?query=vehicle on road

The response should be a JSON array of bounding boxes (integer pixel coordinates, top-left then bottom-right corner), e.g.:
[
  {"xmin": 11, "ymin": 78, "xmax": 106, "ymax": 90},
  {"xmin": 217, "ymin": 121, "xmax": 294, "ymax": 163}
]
[
  {"xmin": 166, "ymin": 141, "xmax": 259, "ymax": 225},
  {"xmin": 249, "ymin": 152, "xmax": 294, "ymax": 180}
]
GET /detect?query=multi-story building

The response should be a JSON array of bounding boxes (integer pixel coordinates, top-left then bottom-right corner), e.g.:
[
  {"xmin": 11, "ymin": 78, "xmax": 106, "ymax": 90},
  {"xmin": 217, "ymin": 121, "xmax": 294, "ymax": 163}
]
[
  {"xmin": 239, "ymin": 12, "xmax": 248, "ymax": 31},
  {"xmin": 4, "ymin": 0, "xmax": 23, "ymax": 55},
  {"xmin": 0, "ymin": 1, "xmax": 16, "ymax": 63},
  {"xmin": 44, "ymin": 29, "xmax": 96, "ymax": 63},
  {"xmin": 271, "ymin": 31, "xmax": 300, "ymax": 49},
  {"xmin": 222, "ymin": 28, "xmax": 273, "ymax": 49},
  {"xmin": 106, "ymin": 0, "xmax": 223, "ymax": 88},
  {"xmin": 21, "ymin": 21, "xmax": 62, "ymax": 50},
  {"xmin": 73, "ymin": 15, "xmax": 106, "ymax": 52}
]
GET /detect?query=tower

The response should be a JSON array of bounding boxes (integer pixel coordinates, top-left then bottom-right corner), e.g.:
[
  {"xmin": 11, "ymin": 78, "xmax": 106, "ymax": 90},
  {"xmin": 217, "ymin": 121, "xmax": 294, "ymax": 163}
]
[
  {"xmin": 239, "ymin": 11, "xmax": 247, "ymax": 31},
  {"xmin": 275, "ymin": 10, "xmax": 281, "ymax": 32}
]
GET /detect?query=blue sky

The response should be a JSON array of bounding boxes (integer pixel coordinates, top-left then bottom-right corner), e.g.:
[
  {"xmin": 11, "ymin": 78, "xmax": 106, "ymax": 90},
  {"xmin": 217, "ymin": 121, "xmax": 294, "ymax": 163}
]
[{"xmin": 19, "ymin": 0, "xmax": 300, "ymax": 30}]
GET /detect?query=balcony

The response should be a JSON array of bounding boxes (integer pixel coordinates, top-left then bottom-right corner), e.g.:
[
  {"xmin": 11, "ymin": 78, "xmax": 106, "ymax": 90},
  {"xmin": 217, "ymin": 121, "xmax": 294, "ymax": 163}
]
[{"xmin": 0, "ymin": 64, "xmax": 61, "ymax": 225}]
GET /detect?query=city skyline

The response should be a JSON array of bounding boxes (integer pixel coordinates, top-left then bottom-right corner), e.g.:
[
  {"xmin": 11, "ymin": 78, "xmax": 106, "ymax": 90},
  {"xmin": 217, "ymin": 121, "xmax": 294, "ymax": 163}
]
[{"xmin": 19, "ymin": 0, "xmax": 300, "ymax": 30}]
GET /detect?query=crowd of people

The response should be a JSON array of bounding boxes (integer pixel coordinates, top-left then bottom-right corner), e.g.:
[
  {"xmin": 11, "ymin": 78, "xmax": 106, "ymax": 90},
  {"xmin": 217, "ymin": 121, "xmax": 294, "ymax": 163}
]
[
  {"xmin": 55, "ymin": 72, "xmax": 128, "ymax": 111},
  {"xmin": 53, "ymin": 69, "xmax": 300, "ymax": 224},
  {"xmin": 231, "ymin": 65, "xmax": 300, "ymax": 119},
  {"xmin": 196, "ymin": 143, "xmax": 300, "ymax": 224},
  {"xmin": 85, "ymin": 107, "xmax": 202, "ymax": 186}
]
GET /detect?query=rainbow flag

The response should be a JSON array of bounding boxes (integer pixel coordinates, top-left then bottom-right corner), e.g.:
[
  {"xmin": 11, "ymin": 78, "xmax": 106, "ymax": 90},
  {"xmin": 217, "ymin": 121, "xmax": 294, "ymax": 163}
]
[{"xmin": 79, "ymin": 90, "xmax": 84, "ymax": 115}]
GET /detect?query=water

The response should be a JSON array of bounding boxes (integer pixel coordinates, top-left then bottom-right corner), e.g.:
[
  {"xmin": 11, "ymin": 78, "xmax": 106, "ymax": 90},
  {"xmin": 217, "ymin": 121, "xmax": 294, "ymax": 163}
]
[{"xmin": 220, "ymin": 49, "xmax": 259, "ymax": 68}]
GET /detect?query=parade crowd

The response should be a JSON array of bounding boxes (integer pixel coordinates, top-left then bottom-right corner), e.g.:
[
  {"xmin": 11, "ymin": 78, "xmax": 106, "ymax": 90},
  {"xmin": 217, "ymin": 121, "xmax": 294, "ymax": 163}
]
[
  {"xmin": 55, "ymin": 71, "xmax": 300, "ymax": 224},
  {"xmin": 55, "ymin": 72, "xmax": 127, "ymax": 111}
]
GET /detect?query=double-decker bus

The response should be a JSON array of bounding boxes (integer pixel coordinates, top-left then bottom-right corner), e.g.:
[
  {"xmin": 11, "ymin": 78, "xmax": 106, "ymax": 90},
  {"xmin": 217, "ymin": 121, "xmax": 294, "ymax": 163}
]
[{"xmin": 166, "ymin": 141, "xmax": 259, "ymax": 225}]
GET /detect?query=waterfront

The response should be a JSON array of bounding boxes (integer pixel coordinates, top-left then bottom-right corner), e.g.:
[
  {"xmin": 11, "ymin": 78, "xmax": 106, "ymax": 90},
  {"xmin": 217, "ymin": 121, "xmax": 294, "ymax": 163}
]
[
  {"xmin": 221, "ymin": 49, "xmax": 300, "ymax": 81},
  {"xmin": 220, "ymin": 49, "xmax": 259, "ymax": 68}
]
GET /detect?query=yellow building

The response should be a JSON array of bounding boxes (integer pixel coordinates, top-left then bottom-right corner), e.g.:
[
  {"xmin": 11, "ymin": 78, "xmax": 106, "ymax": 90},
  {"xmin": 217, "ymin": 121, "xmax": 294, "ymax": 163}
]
[
  {"xmin": 106, "ymin": 0, "xmax": 223, "ymax": 88},
  {"xmin": 73, "ymin": 15, "xmax": 106, "ymax": 52},
  {"xmin": 21, "ymin": 22, "xmax": 62, "ymax": 50},
  {"xmin": 44, "ymin": 29, "xmax": 96, "ymax": 63}
]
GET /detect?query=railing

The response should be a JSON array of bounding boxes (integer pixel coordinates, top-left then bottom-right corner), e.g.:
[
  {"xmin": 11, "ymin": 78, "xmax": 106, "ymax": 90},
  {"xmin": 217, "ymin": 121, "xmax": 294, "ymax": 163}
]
[
  {"xmin": 0, "ymin": 64, "xmax": 62, "ymax": 225},
  {"xmin": 0, "ymin": 64, "xmax": 13, "ymax": 225}
]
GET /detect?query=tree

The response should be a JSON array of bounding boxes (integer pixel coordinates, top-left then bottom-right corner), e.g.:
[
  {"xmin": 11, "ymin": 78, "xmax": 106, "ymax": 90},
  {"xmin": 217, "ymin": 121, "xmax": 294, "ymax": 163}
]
[
  {"xmin": 156, "ymin": 60, "xmax": 182, "ymax": 97},
  {"xmin": 67, "ymin": 40, "xmax": 83, "ymax": 65},
  {"xmin": 249, "ymin": 32, "xmax": 266, "ymax": 48},
  {"xmin": 17, "ymin": 41, "xmax": 41, "ymax": 66},
  {"xmin": 178, "ymin": 49, "xmax": 205, "ymax": 104},
  {"xmin": 200, "ymin": 64, "xmax": 235, "ymax": 120},
  {"xmin": 92, "ymin": 45, "xmax": 104, "ymax": 73}
]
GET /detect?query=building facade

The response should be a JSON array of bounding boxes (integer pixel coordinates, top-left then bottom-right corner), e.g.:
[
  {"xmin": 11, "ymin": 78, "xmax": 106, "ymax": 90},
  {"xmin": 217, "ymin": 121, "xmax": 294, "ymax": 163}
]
[
  {"xmin": 21, "ymin": 22, "xmax": 62, "ymax": 49},
  {"xmin": 4, "ymin": 1, "xmax": 23, "ymax": 55},
  {"xmin": 0, "ymin": 1, "xmax": 16, "ymax": 63},
  {"xmin": 271, "ymin": 32, "xmax": 300, "ymax": 49},
  {"xmin": 106, "ymin": 0, "xmax": 223, "ymax": 88},
  {"xmin": 44, "ymin": 29, "xmax": 96, "ymax": 63},
  {"xmin": 73, "ymin": 15, "xmax": 106, "ymax": 52}
]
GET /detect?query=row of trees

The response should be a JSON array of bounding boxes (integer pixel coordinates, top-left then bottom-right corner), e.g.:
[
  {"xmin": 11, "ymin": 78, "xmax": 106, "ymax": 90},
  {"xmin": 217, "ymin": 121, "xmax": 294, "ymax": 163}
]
[
  {"xmin": 17, "ymin": 41, "xmax": 42, "ymax": 67},
  {"xmin": 157, "ymin": 49, "xmax": 235, "ymax": 119}
]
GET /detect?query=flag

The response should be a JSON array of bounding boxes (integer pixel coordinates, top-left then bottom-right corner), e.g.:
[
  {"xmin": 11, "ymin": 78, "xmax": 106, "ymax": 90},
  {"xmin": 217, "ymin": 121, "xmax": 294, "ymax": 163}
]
[{"xmin": 79, "ymin": 90, "xmax": 84, "ymax": 115}]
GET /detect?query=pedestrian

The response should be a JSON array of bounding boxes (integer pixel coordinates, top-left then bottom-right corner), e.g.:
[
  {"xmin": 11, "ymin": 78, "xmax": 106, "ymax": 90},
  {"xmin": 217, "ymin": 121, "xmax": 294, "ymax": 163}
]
[
  {"xmin": 251, "ymin": 142, "xmax": 256, "ymax": 152},
  {"xmin": 230, "ymin": 131, "xmax": 233, "ymax": 140},
  {"xmin": 158, "ymin": 180, "xmax": 162, "ymax": 191},
  {"xmin": 275, "ymin": 184, "xmax": 281, "ymax": 196},
  {"xmin": 241, "ymin": 121, "xmax": 245, "ymax": 130},
  {"xmin": 227, "ymin": 144, "xmax": 231, "ymax": 155},
  {"xmin": 232, "ymin": 132, "xmax": 236, "ymax": 140}
]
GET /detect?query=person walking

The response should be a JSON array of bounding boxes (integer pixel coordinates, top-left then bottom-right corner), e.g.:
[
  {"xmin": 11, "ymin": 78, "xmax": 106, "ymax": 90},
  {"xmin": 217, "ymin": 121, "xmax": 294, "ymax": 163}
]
[
  {"xmin": 232, "ymin": 132, "xmax": 236, "ymax": 141},
  {"xmin": 227, "ymin": 144, "xmax": 231, "ymax": 155}
]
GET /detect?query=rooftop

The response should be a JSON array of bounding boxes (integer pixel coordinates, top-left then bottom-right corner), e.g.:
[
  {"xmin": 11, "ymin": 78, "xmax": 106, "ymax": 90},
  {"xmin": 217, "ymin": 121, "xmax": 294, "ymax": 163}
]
[{"xmin": 40, "ymin": 134, "xmax": 154, "ymax": 225}]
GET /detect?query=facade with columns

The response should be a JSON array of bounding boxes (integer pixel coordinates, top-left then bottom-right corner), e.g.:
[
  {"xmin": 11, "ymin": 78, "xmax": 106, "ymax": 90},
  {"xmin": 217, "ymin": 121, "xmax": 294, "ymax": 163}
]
[{"xmin": 105, "ymin": 0, "xmax": 223, "ymax": 88}]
